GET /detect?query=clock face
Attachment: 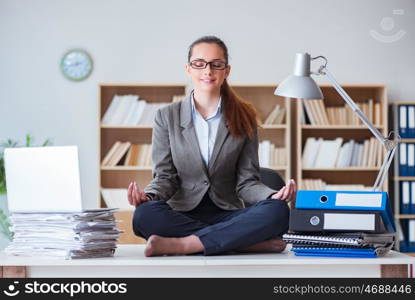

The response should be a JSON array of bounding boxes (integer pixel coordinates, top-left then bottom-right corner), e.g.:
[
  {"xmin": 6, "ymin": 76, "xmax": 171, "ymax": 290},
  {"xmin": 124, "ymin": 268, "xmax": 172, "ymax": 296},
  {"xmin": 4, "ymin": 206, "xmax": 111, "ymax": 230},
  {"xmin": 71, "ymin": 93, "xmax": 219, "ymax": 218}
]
[{"xmin": 60, "ymin": 49, "xmax": 93, "ymax": 81}]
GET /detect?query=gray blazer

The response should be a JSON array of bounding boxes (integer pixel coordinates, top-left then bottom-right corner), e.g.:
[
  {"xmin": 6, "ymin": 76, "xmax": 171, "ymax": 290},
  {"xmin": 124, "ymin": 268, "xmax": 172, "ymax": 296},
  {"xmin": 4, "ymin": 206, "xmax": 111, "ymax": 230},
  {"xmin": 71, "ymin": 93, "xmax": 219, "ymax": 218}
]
[{"xmin": 144, "ymin": 94, "xmax": 277, "ymax": 211}]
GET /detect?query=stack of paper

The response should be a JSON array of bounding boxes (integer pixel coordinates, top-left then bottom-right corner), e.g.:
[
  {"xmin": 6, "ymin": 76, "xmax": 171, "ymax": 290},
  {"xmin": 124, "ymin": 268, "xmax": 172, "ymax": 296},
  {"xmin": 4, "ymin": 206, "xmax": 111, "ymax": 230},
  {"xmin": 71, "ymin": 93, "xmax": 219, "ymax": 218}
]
[{"xmin": 5, "ymin": 209, "xmax": 122, "ymax": 259}]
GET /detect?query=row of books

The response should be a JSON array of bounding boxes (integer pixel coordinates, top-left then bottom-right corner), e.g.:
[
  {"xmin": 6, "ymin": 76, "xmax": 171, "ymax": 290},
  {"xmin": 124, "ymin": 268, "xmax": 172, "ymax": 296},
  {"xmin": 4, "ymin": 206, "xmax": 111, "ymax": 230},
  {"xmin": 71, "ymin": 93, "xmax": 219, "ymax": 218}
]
[
  {"xmin": 258, "ymin": 141, "xmax": 286, "ymax": 167},
  {"xmin": 398, "ymin": 143, "xmax": 415, "ymax": 176},
  {"xmin": 301, "ymin": 178, "xmax": 372, "ymax": 191},
  {"xmin": 399, "ymin": 219, "xmax": 415, "ymax": 252},
  {"xmin": 400, "ymin": 181, "xmax": 415, "ymax": 214},
  {"xmin": 302, "ymin": 137, "xmax": 384, "ymax": 169},
  {"xmin": 102, "ymin": 140, "xmax": 287, "ymax": 168},
  {"xmin": 301, "ymin": 99, "xmax": 382, "ymax": 126},
  {"xmin": 398, "ymin": 104, "xmax": 415, "ymax": 138},
  {"xmin": 283, "ymin": 190, "xmax": 395, "ymax": 257},
  {"xmin": 102, "ymin": 141, "xmax": 152, "ymax": 167},
  {"xmin": 101, "ymin": 94, "xmax": 174, "ymax": 126},
  {"xmin": 5, "ymin": 209, "xmax": 121, "ymax": 259},
  {"xmin": 260, "ymin": 104, "xmax": 286, "ymax": 125}
]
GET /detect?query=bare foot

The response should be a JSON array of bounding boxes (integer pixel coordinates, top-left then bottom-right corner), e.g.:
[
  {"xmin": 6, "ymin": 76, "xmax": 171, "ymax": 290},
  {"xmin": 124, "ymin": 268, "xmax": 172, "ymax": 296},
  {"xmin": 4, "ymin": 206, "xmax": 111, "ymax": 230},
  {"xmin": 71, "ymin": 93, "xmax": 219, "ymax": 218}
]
[
  {"xmin": 144, "ymin": 234, "xmax": 204, "ymax": 257},
  {"xmin": 236, "ymin": 238, "xmax": 287, "ymax": 253},
  {"xmin": 144, "ymin": 235, "xmax": 181, "ymax": 257}
]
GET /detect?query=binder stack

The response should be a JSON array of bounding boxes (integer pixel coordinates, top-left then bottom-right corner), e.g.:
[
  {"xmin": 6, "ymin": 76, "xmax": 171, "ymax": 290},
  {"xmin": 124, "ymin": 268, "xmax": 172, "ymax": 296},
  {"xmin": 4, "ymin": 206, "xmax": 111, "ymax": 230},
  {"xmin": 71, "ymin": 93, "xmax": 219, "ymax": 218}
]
[
  {"xmin": 283, "ymin": 190, "xmax": 396, "ymax": 257},
  {"xmin": 5, "ymin": 209, "xmax": 122, "ymax": 259}
]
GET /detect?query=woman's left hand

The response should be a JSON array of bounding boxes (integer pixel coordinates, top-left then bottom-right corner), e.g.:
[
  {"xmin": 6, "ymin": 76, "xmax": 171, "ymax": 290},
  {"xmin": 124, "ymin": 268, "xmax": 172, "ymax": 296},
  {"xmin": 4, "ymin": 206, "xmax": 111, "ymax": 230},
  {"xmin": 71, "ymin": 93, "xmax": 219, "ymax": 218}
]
[{"xmin": 271, "ymin": 179, "xmax": 297, "ymax": 202}]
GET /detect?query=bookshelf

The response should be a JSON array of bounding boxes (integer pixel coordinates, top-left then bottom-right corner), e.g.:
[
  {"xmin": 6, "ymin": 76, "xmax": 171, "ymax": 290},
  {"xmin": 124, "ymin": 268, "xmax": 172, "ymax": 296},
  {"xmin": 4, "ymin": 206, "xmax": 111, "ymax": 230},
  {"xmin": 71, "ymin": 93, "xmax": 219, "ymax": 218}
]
[
  {"xmin": 99, "ymin": 84, "xmax": 290, "ymax": 244},
  {"xmin": 295, "ymin": 84, "xmax": 389, "ymax": 192},
  {"xmin": 392, "ymin": 101, "xmax": 415, "ymax": 253},
  {"xmin": 99, "ymin": 84, "xmax": 186, "ymax": 244}
]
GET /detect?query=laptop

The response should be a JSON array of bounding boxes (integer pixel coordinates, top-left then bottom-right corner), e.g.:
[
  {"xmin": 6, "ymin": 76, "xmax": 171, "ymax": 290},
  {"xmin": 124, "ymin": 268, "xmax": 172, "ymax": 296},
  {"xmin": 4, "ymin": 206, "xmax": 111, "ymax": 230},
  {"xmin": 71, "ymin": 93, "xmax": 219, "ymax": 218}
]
[{"xmin": 4, "ymin": 145, "xmax": 110, "ymax": 213}]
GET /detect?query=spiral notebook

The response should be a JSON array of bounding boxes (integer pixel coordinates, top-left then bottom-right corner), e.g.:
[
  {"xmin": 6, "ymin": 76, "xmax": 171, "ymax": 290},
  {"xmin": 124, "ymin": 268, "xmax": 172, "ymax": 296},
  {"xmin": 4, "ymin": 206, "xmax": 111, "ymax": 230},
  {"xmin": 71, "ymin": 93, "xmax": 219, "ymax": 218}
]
[
  {"xmin": 283, "ymin": 232, "xmax": 395, "ymax": 247},
  {"xmin": 284, "ymin": 233, "xmax": 395, "ymax": 257}
]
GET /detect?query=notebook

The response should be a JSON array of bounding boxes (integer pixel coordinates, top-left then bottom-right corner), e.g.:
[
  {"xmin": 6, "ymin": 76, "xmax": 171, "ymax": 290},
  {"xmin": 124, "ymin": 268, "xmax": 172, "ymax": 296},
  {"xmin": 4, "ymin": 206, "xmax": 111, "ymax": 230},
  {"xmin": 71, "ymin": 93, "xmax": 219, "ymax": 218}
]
[
  {"xmin": 283, "ymin": 232, "xmax": 395, "ymax": 247},
  {"xmin": 291, "ymin": 247, "xmax": 378, "ymax": 258},
  {"xmin": 4, "ymin": 146, "xmax": 111, "ymax": 213},
  {"xmin": 284, "ymin": 233, "xmax": 395, "ymax": 257}
]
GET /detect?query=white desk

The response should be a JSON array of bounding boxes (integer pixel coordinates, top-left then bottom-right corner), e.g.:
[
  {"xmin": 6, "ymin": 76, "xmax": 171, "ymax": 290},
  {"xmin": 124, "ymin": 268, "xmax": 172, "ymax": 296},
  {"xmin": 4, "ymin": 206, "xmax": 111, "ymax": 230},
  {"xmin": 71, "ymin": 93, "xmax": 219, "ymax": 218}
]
[{"xmin": 0, "ymin": 245, "xmax": 414, "ymax": 278}]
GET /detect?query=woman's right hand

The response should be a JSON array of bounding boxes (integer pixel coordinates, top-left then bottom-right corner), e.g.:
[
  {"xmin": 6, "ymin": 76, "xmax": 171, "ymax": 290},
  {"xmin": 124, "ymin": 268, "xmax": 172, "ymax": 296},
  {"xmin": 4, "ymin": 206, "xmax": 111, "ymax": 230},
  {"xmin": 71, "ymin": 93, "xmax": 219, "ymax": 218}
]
[{"xmin": 127, "ymin": 182, "xmax": 150, "ymax": 207}]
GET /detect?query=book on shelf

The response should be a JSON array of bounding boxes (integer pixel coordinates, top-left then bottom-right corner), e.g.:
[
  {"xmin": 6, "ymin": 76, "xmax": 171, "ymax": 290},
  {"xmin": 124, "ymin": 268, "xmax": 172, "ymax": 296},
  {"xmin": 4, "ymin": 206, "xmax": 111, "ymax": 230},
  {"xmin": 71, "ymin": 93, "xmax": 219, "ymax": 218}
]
[
  {"xmin": 313, "ymin": 138, "xmax": 343, "ymax": 168},
  {"xmin": 301, "ymin": 179, "xmax": 372, "ymax": 191},
  {"xmin": 101, "ymin": 95, "xmax": 139, "ymax": 126},
  {"xmin": 172, "ymin": 94, "xmax": 186, "ymax": 102},
  {"xmin": 302, "ymin": 98, "xmax": 380, "ymax": 126},
  {"xmin": 258, "ymin": 140, "xmax": 286, "ymax": 167},
  {"xmin": 108, "ymin": 142, "xmax": 131, "ymax": 167},
  {"xmin": 263, "ymin": 104, "xmax": 286, "ymax": 125},
  {"xmin": 399, "ymin": 143, "xmax": 415, "ymax": 176},
  {"xmin": 302, "ymin": 137, "xmax": 382, "ymax": 169},
  {"xmin": 101, "ymin": 94, "xmax": 170, "ymax": 126},
  {"xmin": 399, "ymin": 219, "xmax": 415, "ymax": 252},
  {"xmin": 399, "ymin": 181, "xmax": 415, "ymax": 214},
  {"xmin": 101, "ymin": 141, "xmax": 131, "ymax": 167},
  {"xmin": 102, "ymin": 141, "xmax": 152, "ymax": 167},
  {"xmin": 102, "ymin": 141, "xmax": 121, "ymax": 166},
  {"xmin": 101, "ymin": 188, "xmax": 133, "ymax": 211},
  {"xmin": 398, "ymin": 104, "xmax": 415, "ymax": 138}
]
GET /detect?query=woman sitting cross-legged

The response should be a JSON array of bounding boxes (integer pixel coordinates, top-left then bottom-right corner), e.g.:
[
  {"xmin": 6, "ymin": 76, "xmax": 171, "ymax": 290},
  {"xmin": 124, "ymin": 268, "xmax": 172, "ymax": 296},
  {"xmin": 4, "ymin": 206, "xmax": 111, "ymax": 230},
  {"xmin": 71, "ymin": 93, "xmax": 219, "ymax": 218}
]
[{"xmin": 127, "ymin": 35, "xmax": 296, "ymax": 257}]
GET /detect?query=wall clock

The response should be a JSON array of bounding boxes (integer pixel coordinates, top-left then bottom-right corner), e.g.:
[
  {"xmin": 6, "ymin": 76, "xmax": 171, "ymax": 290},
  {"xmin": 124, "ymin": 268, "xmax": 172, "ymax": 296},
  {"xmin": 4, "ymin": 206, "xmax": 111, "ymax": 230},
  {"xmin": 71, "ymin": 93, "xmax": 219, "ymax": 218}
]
[{"xmin": 60, "ymin": 49, "xmax": 93, "ymax": 81}]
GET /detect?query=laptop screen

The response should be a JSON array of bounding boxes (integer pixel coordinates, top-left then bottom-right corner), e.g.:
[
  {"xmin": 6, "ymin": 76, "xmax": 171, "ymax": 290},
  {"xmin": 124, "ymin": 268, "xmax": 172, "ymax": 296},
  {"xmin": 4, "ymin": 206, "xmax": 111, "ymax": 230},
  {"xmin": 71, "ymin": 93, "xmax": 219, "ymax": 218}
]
[{"xmin": 4, "ymin": 146, "xmax": 84, "ymax": 212}]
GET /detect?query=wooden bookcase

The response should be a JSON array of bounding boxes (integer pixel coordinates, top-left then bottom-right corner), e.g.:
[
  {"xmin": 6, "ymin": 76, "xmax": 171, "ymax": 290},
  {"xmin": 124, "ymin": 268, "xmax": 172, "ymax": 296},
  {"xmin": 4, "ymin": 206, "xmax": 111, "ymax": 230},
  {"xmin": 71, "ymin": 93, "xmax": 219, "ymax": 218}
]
[
  {"xmin": 99, "ymin": 83, "xmax": 290, "ymax": 244},
  {"xmin": 99, "ymin": 84, "xmax": 186, "ymax": 244},
  {"xmin": 295, "ymin": 84, "xmax": 389, "ymax": 192},
  {"xmin": 392, "ymin": 101, "xmax": 415, "ymax": 253}
]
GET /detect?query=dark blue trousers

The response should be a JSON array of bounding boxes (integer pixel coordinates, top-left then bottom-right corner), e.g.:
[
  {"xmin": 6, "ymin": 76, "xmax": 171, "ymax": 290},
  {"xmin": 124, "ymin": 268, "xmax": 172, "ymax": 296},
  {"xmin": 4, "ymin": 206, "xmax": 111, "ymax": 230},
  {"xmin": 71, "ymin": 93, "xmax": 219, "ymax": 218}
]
[{"xmin": 132, "ymin": 193, "xmax": 289, "ymax": 255}]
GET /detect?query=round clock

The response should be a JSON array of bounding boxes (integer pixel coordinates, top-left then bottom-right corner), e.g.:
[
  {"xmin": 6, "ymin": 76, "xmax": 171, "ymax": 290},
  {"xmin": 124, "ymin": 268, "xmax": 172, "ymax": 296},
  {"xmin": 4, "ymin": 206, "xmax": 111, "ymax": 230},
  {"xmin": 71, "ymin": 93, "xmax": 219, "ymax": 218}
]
[{"xmin": 60, "ymin": 49, "xmax": 93, "ymax": 81}]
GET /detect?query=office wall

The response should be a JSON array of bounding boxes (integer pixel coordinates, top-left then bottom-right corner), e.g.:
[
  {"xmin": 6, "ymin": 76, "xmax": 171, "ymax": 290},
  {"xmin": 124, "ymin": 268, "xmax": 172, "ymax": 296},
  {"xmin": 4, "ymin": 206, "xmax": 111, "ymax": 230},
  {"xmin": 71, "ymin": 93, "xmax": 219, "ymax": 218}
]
[{"xmin": 1, "ymin": 0, "xmax": 414, "ymax": 208}]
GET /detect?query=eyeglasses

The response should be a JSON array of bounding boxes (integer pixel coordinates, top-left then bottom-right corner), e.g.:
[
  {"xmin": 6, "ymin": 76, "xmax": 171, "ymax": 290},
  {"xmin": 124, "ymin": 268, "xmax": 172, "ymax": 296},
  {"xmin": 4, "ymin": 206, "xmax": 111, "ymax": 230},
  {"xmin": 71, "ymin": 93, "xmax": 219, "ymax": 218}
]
[{"xmin": 189, "ymin": 59, "xmax": 228, "ymax": 70}]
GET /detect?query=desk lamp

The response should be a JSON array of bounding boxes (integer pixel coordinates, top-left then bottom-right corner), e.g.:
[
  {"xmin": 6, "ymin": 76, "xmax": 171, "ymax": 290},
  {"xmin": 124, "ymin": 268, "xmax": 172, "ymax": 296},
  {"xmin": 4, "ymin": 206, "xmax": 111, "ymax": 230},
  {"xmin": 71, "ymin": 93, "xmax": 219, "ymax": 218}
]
[{"xmin": 275, "ymin": 53, "xmax": 399, "ymax": 191}]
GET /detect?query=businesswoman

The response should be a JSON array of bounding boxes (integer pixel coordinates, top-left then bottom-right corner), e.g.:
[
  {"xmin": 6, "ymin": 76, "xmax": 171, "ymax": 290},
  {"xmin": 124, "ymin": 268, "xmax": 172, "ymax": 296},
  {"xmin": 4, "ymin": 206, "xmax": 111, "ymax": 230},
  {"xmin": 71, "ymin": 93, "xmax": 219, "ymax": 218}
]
[{"xmin": 128, "ymin": 36, "xmax": 296, "ymax": 256}]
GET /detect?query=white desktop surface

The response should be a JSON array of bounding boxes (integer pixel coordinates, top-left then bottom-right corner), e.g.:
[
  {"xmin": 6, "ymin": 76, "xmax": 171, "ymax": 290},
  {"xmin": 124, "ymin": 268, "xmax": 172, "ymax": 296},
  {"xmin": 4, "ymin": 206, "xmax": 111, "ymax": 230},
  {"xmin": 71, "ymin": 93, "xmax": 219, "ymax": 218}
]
[{"xmin": 1, "ymin": 245, "xmax": 414, "ymax": 277}]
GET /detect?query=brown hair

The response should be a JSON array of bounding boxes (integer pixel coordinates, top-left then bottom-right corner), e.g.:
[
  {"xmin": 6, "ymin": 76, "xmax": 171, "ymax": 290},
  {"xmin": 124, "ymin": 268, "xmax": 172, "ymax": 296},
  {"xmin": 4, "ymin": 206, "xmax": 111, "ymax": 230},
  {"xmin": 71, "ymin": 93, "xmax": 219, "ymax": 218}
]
[{"xmin": 188, "ymin": 36, "xmax": 259, "ymax": 138}]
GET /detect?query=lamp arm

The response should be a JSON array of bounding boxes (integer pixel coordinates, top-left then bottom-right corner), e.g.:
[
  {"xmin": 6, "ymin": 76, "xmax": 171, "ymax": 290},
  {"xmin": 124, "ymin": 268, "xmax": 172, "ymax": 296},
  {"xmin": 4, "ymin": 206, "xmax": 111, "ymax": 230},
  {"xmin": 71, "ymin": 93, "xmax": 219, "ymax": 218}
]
[
  {"xmin": 373, "ymin": 143, "xmax": 397, "ymax": 191},
  {"xmin": 322, "ymin": 67, "xmax": 385, "ymax": 143},
  {"xmin": 319, "ymin": 66, "xmax": 399, "ymax": 191}
]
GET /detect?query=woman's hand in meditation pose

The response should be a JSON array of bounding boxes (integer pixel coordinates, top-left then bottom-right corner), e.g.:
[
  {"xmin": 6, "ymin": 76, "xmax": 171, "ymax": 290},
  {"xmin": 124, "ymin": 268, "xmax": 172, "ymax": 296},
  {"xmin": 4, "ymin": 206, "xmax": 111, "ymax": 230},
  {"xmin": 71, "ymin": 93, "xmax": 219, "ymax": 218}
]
[
  {"xmin": 271, "ymin": 179, "xmax": 296, "ymax": 202},
  {"xmin": 127, "ymin": 182, "xmax": 150, "ymax": 207}
]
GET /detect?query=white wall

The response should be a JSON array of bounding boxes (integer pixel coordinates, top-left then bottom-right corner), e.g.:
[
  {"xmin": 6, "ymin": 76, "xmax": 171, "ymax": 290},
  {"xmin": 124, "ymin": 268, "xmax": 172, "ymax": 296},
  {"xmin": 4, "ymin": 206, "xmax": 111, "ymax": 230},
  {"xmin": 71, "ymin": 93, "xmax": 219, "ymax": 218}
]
[{"xmin": 1, "ymin": 0, "xmax": 414, "ymax": 208}]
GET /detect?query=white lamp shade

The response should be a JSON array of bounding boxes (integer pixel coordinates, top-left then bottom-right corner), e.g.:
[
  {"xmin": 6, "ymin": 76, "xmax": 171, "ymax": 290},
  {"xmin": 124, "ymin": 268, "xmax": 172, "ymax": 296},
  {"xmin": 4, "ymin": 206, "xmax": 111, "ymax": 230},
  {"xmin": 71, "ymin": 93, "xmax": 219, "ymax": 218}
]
[
  {"xmin": 274, "ymin": 75, "xmax": 323, "ymax": 99},
  {"xmin": 274, "ymin": 52, "xmax": 324, "ymax": 99}
]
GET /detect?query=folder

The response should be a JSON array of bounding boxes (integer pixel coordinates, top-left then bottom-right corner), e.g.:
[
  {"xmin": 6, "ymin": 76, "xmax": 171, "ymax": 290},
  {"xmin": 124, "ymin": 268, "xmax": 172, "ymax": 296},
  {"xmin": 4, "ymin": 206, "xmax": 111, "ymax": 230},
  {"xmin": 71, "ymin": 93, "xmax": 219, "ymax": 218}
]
[
  {"xmin": 411, "ymin": 182, "xmax": 415, "ymax": 214},
  {"xmin": 295, "ymin": 190, "xmax": 395, "ymax": 232},
  {"xmin": 399, "ymin": 143, "xmax": 408, "ymax": 176},
  {"xmin": 409, "ymin": 220, "xmax": 415, "ymax": 250},
  {"xmin": 409, "ymin": 144, "xmax": 415, "ymax": 176},
  {"xmin": 291, "ymin": 247, "xmax": 378, "ymax": 258},
  {"xmin": 398, "ymin": 221, "xmax": 408, "ymax": 251},
  {"xmin": 401, "ymin": 181, "xmax": 411, "ymax": 214},
  {"xmin": 399, "ymin": 105, "xmax": 408, "ymax": 138},
  {"xmin": 289, "ymin": 209, "xmax": 387, "ymax": 233},
  {"xmin": 409, "ymin": 106, "xmax": 415, "ymax": 138}
]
